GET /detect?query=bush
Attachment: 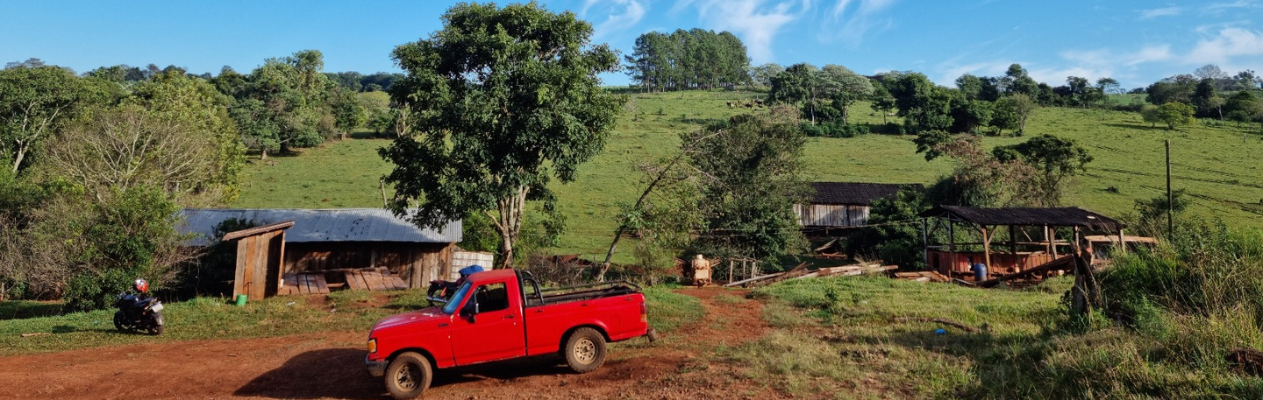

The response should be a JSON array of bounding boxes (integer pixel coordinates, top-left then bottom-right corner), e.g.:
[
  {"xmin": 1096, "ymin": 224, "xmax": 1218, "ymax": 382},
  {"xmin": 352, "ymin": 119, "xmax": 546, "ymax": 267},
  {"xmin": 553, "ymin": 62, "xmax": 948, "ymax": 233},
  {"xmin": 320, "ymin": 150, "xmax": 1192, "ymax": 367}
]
[
  {"xmin": 1092, "ymin": 222, "xmax": 1263, "ymax": 370},
  {"xmin": 799, "ymin": 121, "xmax": 871, "ymax": 138},
  {"xmin": 63, "ymin": 185, "xmax": 188, "ymax": 312}
]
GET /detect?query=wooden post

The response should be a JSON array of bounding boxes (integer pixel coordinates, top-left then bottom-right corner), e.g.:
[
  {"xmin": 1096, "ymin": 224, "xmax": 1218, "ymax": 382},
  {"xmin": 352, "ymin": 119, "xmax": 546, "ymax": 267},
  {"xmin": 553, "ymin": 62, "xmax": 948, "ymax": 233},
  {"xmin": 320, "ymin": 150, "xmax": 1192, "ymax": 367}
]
[
  {"xmin": 948, "ymin": 219, "xmax": 956, "ymax": 275},
  {"xmin": 1050, "ymin": 227, "xmax": 1058, "ymax": 258},
  {"xmin": 1166, "ymin": 139, "xmax": 1173, "ymax": 237},
  {"xmin": 921, "ymin": 218, "xmax": 930, "ymax": 270},
  {"xmin": 380, "ymin": 179, "xmax": 389, "ymax": 208},
  {"xmin": 1009, "ymin": 225, "xmax": 1018, "ymax": 272},
  {"xmin": 981, "ymin": 226, "xmax": 992, "ymax": 279},
  {"xmin": 728, "ymin": 259, "xmax": 734, "ymax": 283},
  {"xmin": 1118, "ymin": 228, "xmax": 1127, "ymax": 255}
]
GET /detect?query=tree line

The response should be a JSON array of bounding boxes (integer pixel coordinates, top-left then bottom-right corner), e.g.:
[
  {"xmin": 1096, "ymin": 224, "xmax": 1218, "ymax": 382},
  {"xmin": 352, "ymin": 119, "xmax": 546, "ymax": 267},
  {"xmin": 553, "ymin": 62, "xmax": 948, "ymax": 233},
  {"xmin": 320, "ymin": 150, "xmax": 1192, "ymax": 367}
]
[
  {"xmin": 623, "ymin": 29, "xmax": 751, "ymax": 92},
  {"xmin": 0, "ymin": 51, "xmax": 411, "ymax": 308}
]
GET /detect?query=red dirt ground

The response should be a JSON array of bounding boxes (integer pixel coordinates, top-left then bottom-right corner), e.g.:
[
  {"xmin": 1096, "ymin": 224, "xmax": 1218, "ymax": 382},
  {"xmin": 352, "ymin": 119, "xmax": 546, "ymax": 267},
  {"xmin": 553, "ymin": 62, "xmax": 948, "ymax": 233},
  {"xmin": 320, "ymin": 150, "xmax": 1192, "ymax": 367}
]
[{"xmin": 0, "ymin": 287, "xmax": 783, "ymax": 399}]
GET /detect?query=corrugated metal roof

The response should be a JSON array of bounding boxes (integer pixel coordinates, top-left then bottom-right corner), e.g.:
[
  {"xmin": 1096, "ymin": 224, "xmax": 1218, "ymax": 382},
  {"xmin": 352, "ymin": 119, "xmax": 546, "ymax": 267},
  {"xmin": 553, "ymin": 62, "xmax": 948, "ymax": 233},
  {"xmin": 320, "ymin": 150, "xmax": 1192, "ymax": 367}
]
[
  {"xmin": 919, "ymin": 205, "xmax": 1124, "ymax": 231},
  {"xmin": 179, "ymin": 208, "xmax": 462, "ymax": 246},
  {"xmin": 808, "ymin": 182, "xmax": 924, "ymax": 205}
]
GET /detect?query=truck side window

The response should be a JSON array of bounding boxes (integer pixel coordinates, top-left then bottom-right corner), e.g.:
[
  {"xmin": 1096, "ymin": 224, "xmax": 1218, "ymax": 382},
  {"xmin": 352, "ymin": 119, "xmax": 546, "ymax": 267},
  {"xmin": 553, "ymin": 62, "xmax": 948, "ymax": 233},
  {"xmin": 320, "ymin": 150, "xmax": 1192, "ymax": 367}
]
[{"xmin": 474, "ymin": 283, "xmax": 509, "ymax": 313}]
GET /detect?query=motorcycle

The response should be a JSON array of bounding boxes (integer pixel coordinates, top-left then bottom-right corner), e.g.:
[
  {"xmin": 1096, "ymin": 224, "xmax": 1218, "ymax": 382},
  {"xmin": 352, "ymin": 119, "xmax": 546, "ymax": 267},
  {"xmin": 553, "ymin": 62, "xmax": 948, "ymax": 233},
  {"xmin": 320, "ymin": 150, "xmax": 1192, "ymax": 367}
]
[{"xmin": 113, "ymin": 279, "xmax": 164, "ymax": 335}]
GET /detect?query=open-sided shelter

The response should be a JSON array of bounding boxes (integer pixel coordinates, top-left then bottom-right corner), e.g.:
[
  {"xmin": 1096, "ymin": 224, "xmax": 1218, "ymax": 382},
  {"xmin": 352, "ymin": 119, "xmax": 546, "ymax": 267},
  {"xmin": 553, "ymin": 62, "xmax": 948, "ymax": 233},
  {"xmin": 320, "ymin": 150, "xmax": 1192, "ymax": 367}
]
[
  {"xmin": 180, "ymin": 209, "xmax": 462, "ymax": 298},
  {"xmin": 919, "ymin": 205, "xmax": 1126, "ymax": 278}
]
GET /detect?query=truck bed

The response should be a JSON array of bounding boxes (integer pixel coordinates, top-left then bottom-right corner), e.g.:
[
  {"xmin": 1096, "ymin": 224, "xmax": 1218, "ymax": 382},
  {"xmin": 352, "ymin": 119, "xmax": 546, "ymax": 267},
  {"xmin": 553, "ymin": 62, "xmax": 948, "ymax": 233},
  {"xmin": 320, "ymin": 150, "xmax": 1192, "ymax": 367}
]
[{"xmin": 524, "ymin": 281, "xmax": 638, "ymax": 307}]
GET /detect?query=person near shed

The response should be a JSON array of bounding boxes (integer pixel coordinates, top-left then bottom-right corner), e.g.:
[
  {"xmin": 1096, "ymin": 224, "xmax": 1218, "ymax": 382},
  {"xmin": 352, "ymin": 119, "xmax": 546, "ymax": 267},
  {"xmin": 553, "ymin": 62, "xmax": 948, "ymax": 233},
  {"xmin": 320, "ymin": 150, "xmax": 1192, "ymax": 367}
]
[
  {"xmin": 690, "ymin": 254, "xmax": 711, "ymax": 286},
  {"xmin": 427, "ymin": 265, "xmax": 485, "ymax": 300},
  {"xmin": 968, "ymin": 256, "xmax": 987, "ymax": 282}
]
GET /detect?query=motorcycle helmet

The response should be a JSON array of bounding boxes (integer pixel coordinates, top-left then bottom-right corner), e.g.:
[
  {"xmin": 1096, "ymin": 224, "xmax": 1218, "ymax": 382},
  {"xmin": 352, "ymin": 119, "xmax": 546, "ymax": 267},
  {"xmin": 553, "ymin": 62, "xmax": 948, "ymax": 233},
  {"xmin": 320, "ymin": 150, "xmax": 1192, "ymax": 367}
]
[{"xmin": 134, "ymin": 278, "xmax": 149, "ymax": 293}]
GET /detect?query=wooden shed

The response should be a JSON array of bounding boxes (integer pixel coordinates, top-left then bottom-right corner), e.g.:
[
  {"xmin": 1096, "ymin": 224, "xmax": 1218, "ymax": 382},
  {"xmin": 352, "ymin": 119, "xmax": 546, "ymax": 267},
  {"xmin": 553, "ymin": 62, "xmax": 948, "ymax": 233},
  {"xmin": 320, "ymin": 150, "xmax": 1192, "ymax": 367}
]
[
  {"xmin": 180, "ymin": 208, "xmax": 462, "ymax": 298},
  {"xmin": 222, "ymin": 221, "xmax": 293, "ymax": 300},
  {"xmin": 795, "ymin": 182, "xmax": 923, "ymax": 231}
]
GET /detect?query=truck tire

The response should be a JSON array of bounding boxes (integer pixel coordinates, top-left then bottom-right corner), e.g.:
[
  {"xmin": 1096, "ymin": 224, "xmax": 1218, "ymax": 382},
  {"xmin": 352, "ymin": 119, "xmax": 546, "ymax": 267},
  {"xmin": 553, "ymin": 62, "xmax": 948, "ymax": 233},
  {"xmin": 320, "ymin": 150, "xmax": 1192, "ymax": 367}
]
[
  {"xmin": 385, "ymin": 352, "xmax": 432, "ymax": 399},
  {"xmin": 563, "ymin": 327, "xmax": 607, "ymax": 373}
]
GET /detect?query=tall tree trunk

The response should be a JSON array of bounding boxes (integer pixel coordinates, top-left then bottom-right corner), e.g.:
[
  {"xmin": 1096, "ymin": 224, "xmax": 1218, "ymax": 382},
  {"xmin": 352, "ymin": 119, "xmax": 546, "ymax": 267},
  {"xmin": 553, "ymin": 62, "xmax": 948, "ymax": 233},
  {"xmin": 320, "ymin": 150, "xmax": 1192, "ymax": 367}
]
[
  {"xmin": 10, "ymin": 143, "xmax": 26, "ymax": 173},
  {"xmin": 494, "ymin": 187, "xmax": 528, "ymax": 270}
]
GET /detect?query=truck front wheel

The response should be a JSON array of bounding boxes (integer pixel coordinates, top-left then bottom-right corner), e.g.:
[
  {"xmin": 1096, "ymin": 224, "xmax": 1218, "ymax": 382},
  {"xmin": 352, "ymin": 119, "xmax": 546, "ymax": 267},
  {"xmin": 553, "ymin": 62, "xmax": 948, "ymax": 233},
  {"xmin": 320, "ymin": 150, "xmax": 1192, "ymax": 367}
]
[
  {"xmin": 384, "ymin": 352, "xmax": 432, "ymax": 399},
  {"xmin": 563, "ymin": 327, "xmax": 607, "ymax": 373}
]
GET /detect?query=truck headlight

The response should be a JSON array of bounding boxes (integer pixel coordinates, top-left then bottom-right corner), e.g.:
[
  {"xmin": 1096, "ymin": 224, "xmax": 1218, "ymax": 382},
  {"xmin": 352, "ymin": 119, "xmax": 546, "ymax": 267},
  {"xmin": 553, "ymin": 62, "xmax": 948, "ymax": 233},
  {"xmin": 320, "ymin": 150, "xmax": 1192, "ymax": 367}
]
[{"xmin": 367, "ymin": 338, "xmax": 377, "ymax": 354}]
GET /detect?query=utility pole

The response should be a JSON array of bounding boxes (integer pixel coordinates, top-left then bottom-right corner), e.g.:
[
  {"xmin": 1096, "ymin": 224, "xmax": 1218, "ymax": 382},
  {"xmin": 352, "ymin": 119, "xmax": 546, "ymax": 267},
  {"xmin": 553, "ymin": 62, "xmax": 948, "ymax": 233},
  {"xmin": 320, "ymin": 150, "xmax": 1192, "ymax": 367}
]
[{"xmin": 1166, "ymin": 140, "xmax": 1173, "ymax": 236}]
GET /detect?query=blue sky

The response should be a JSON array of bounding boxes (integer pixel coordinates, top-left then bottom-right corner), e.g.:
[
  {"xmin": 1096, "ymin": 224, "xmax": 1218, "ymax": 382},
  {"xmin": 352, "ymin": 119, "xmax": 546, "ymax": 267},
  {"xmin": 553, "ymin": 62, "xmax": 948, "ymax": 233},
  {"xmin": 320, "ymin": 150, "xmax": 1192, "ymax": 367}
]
[{"xmin": 2, "ymin": 0, "xmax": 1261, "ymax": 89}]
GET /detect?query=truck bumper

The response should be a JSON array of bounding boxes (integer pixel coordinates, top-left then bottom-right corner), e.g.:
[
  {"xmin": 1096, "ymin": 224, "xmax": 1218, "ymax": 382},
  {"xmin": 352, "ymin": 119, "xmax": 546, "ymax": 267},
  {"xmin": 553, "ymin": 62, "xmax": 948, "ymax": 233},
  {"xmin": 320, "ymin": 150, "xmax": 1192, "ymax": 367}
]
[{"xmin": 366, "ymin": 355, "xmax": 388, "ymax": 377}]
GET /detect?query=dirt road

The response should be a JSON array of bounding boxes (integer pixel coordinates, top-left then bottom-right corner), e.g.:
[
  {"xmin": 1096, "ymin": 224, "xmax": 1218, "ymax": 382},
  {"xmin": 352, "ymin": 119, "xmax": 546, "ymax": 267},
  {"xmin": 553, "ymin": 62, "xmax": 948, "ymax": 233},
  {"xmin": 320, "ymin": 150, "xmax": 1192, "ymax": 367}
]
[{"xmin": 0, "ymin": 288, "xmax": 778, "ymax": 399}]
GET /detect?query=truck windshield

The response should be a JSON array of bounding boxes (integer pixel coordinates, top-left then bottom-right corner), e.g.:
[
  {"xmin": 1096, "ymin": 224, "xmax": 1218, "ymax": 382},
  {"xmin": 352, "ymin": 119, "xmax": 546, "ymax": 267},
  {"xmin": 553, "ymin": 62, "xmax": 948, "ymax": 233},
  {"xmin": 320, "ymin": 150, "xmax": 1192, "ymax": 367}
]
[{"xmin": 441, "ymin": 282, "xmax": 473, "ymax": 315}]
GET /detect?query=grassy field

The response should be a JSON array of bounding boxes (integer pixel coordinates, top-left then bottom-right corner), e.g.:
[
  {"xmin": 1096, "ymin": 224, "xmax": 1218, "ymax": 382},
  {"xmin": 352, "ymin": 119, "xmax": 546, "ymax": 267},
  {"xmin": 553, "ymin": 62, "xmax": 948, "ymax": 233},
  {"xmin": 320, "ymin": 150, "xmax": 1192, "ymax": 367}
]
[
  {"xmin": 731, "ymin": 275, "xmax": 1263, "ymax": 399},
  {"xmin": 0, "ymin": 286, "xmax": 695, "ymax": 356},
  {"xmin": 234, "ymin": 90, "xmax": 1263, "ymax": 261}
]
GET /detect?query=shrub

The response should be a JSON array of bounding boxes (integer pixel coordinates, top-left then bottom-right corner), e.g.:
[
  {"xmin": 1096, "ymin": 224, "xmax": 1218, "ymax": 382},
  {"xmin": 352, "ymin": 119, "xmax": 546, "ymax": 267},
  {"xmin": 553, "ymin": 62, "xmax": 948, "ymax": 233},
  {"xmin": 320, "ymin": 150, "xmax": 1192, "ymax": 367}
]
[{"xmin": 63, "ymin": 185, "xmax": 188, "ymax": 312}]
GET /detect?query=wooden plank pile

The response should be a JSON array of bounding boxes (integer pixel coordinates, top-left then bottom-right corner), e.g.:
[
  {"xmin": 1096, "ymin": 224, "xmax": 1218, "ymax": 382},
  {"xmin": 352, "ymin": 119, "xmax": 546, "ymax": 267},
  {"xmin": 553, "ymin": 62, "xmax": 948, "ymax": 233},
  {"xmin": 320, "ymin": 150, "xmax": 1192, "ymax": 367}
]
[
  {"xmin": 280, "ymin": 273, "xmax": 329, "ymax": 295},
  {"xmin": 892, "ymin": 271, "xmax": 952, "ymax": 283},
  {"xmin": 279, "ymin": 267, "xmax": 409, "ymax": 295},
  {"xmin": 724, "ymin": 263, "xmax": 897, "ymax": 288},
  {"xmin": 344, "ymin": 267, "xmax": 409, "ymax": 291}
]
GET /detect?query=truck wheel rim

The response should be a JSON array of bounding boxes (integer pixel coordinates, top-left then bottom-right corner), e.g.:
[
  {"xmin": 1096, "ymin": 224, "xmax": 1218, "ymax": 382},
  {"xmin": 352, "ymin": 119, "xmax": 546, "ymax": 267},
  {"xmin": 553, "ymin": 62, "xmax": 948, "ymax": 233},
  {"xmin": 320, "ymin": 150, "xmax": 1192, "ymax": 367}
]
[
  {"xmin": 395, "ymin": 364, "xmax": 419, "ymax": 390},
  {"xmin": 575, "ymin": 338, "xmax": 596, "ymax": 364}
]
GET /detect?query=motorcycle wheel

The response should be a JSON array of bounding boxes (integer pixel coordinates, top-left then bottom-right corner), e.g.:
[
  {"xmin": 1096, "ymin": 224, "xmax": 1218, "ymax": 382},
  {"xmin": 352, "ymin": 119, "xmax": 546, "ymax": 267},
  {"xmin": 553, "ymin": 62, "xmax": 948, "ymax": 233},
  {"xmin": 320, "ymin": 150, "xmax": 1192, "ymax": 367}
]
[
  {"xmin": 113, "ymin": 311, "xmax": 129, "ymax": 332},
  {"xmin": 147, "ymin": 324, "xmax": 163, "ymax": 336}
]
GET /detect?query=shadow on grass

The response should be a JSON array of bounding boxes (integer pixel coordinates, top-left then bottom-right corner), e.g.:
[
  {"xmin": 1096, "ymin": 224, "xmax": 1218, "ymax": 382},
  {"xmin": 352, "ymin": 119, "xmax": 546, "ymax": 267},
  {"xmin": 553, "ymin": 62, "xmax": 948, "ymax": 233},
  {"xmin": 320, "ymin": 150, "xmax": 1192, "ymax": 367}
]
[
  {"xmin": 0, "ymin": 301, "xmax": 63, "ymax": 321},
  {"xmin": 348, "ymin": 132, "xmax": 391, "ymax": 140},
  {"xmin": 1103, "ymin": 123, "xmax": 1171, "ymax": 132}
]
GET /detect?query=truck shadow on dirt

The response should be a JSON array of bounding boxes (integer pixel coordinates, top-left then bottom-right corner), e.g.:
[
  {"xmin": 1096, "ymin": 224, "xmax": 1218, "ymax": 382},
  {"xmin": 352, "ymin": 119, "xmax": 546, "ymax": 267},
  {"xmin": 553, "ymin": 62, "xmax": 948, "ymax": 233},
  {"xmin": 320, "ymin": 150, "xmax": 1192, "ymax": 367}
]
[
  {"xmin": 235, "ymin": 349, "xmax": 575, "ymax": 399},
  {"xmin": 234, "ymin": 348, "xmax": 384, "ymax": 399}
]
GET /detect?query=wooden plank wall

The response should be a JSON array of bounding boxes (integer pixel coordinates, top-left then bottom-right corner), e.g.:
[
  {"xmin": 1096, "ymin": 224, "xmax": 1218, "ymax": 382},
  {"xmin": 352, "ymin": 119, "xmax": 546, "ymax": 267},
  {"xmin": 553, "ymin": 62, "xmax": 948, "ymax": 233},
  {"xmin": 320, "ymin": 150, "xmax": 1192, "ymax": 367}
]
[
  {"xmin": 232, "ymin": 230, "xmax": 286, "ymax": 300},
  {"xmin": 284, "ymin": 242, "xmax": 453, "ymax": 289},
  {"xmin": 794, "ymin": 204, "xmax": 872, "ymax": 227}
]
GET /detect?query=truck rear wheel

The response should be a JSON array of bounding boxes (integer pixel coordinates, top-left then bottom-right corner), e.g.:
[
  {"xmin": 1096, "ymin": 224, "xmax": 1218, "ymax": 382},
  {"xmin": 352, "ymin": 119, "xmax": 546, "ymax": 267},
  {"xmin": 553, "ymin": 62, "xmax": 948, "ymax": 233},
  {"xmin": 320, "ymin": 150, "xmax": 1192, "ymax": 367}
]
[
  {"xmin": 563, "ymin": 327, "xmax": 607, "ymax": 373},
  {"xmin": 384, "ymin": 352, "xmax": 432, "ymax": 399}
]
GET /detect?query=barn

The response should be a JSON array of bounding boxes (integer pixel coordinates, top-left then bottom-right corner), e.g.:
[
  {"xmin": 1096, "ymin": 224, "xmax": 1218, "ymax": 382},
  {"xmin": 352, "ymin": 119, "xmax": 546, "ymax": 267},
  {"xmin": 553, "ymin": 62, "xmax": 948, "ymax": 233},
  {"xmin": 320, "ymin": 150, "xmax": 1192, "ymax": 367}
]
[
  {"xmin": 179, "ymin": 208, "xmax": 462, "ymax": 299},
  {"xmin": 794, "ymin": 182, "xmax": 922, "ymax": 231}
]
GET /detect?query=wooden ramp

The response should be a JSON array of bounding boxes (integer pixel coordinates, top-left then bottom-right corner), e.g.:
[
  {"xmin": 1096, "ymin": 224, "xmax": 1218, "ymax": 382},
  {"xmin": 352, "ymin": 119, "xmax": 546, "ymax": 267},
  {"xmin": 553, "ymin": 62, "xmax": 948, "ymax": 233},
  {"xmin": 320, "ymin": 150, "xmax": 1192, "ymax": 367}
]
[
  {"xmin": 345, "ymin": 268, "xmax": 408, "ymax": 291},
  {"xmin": 279, "ymin": 273, "xmax": 330, "ymax": 295}
]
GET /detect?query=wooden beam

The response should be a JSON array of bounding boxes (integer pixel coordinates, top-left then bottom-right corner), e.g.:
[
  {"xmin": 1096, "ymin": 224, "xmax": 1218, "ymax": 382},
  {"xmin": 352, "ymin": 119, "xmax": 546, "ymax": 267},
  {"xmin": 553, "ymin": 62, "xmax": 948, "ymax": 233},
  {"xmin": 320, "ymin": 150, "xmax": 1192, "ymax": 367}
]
[
  {"xmin": 948, "ymin": 219, "xmax": 956, "ymax": 275},
  {"xmin": 982, "ymin": 226, "xmax": 992, "ymax": 280},
  {"xmin": 233, "ymin": 238, "xmax": 248, "ymax": 298}
]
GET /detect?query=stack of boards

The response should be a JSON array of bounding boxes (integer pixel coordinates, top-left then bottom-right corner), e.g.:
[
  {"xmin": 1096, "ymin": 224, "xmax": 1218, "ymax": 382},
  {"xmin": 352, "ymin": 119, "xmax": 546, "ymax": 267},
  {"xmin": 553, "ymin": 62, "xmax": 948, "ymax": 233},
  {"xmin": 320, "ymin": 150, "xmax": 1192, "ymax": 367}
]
[{"xmin": 280, "ymin": 267, "xmax": 409, "ymax": 295}]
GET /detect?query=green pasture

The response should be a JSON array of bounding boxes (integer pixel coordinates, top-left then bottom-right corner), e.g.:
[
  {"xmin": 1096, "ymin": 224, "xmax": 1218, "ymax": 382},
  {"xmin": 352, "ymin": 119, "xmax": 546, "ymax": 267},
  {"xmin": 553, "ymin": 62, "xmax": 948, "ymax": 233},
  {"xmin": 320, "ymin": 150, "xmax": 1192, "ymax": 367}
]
[{"xmin": 234, "ymin": 90, "xmax": 1263, "ymax": 260}]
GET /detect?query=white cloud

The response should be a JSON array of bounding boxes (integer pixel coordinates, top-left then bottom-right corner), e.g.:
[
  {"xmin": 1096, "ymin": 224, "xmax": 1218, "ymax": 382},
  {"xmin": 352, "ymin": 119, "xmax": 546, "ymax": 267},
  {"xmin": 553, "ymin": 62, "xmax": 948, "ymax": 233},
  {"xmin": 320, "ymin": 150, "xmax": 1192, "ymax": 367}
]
[
  {"xmin": 582, "ymin": 0, "xmax": 647, "ymax": 41},
  {"xmin": 672, "ymin": 0, "xmax": 811, "ymax": 63},
  {"xmin": 820, "ymin": 0, "xmax": 897, "ymax": 45},
  {"xmin": 1138, "ymin": 7, "xmax": 1181, "ymax": 20},
  {"xmin": 1186, "ymin": 27, "xmax": 1263, "ymax": 65},
  {"xmin": 932, "ymin": 44, "xmax": 1172, "ymax": 87}
]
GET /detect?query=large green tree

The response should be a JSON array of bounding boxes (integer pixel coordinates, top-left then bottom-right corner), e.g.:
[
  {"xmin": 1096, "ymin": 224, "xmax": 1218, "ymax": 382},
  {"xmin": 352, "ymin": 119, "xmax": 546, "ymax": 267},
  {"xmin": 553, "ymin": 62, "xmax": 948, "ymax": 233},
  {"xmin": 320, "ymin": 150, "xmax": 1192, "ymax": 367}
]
[
  {"xmin": 819, "ymin": 64, "xmax": 874, "ymax": 125},
  {"xmin": 0, "ymin": 66, "xmax": 99, "ymax": 173},
  {"xmin": 992, "ymin": 134, "xmax": 1093, "ymax": 206},
  {"xmin": 381, "ymin": 2, "xmax": 623, "ymax": 268},
  {"xmin": 687, "ymin": 107, "xmax": 808, "ymax": 260},
  {"xmin": 768, "ymin": 63, "xmax": 821, "ymax": 123},
  {"xmin": 231, "ymin": 50, "xmax": 333, "ymax": 157}
]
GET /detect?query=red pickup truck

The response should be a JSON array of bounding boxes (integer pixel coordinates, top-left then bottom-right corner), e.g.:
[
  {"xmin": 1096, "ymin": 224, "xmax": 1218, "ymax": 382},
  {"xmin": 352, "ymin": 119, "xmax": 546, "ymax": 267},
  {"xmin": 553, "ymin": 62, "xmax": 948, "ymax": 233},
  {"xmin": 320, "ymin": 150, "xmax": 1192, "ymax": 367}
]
[{"xmin": 365, "ymin": 269, "xmax": 656, "ymax": 399}]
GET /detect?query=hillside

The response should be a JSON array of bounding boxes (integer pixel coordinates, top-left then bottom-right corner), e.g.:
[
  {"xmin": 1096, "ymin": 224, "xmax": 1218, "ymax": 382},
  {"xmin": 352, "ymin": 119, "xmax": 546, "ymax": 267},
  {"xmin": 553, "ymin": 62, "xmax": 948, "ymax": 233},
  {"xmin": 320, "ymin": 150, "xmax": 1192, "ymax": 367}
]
[{"xmin": 235, "ymin": 90, "xmax": 1263, "ymax": 259}]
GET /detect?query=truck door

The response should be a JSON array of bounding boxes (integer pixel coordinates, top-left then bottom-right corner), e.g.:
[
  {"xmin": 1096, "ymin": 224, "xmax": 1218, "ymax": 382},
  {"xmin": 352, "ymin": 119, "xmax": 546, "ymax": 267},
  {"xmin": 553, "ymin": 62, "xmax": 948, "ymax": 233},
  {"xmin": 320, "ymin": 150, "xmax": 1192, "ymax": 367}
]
[{"xmin": 450, "ymin": 281, "xmax": 526, "ymax": 365}]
